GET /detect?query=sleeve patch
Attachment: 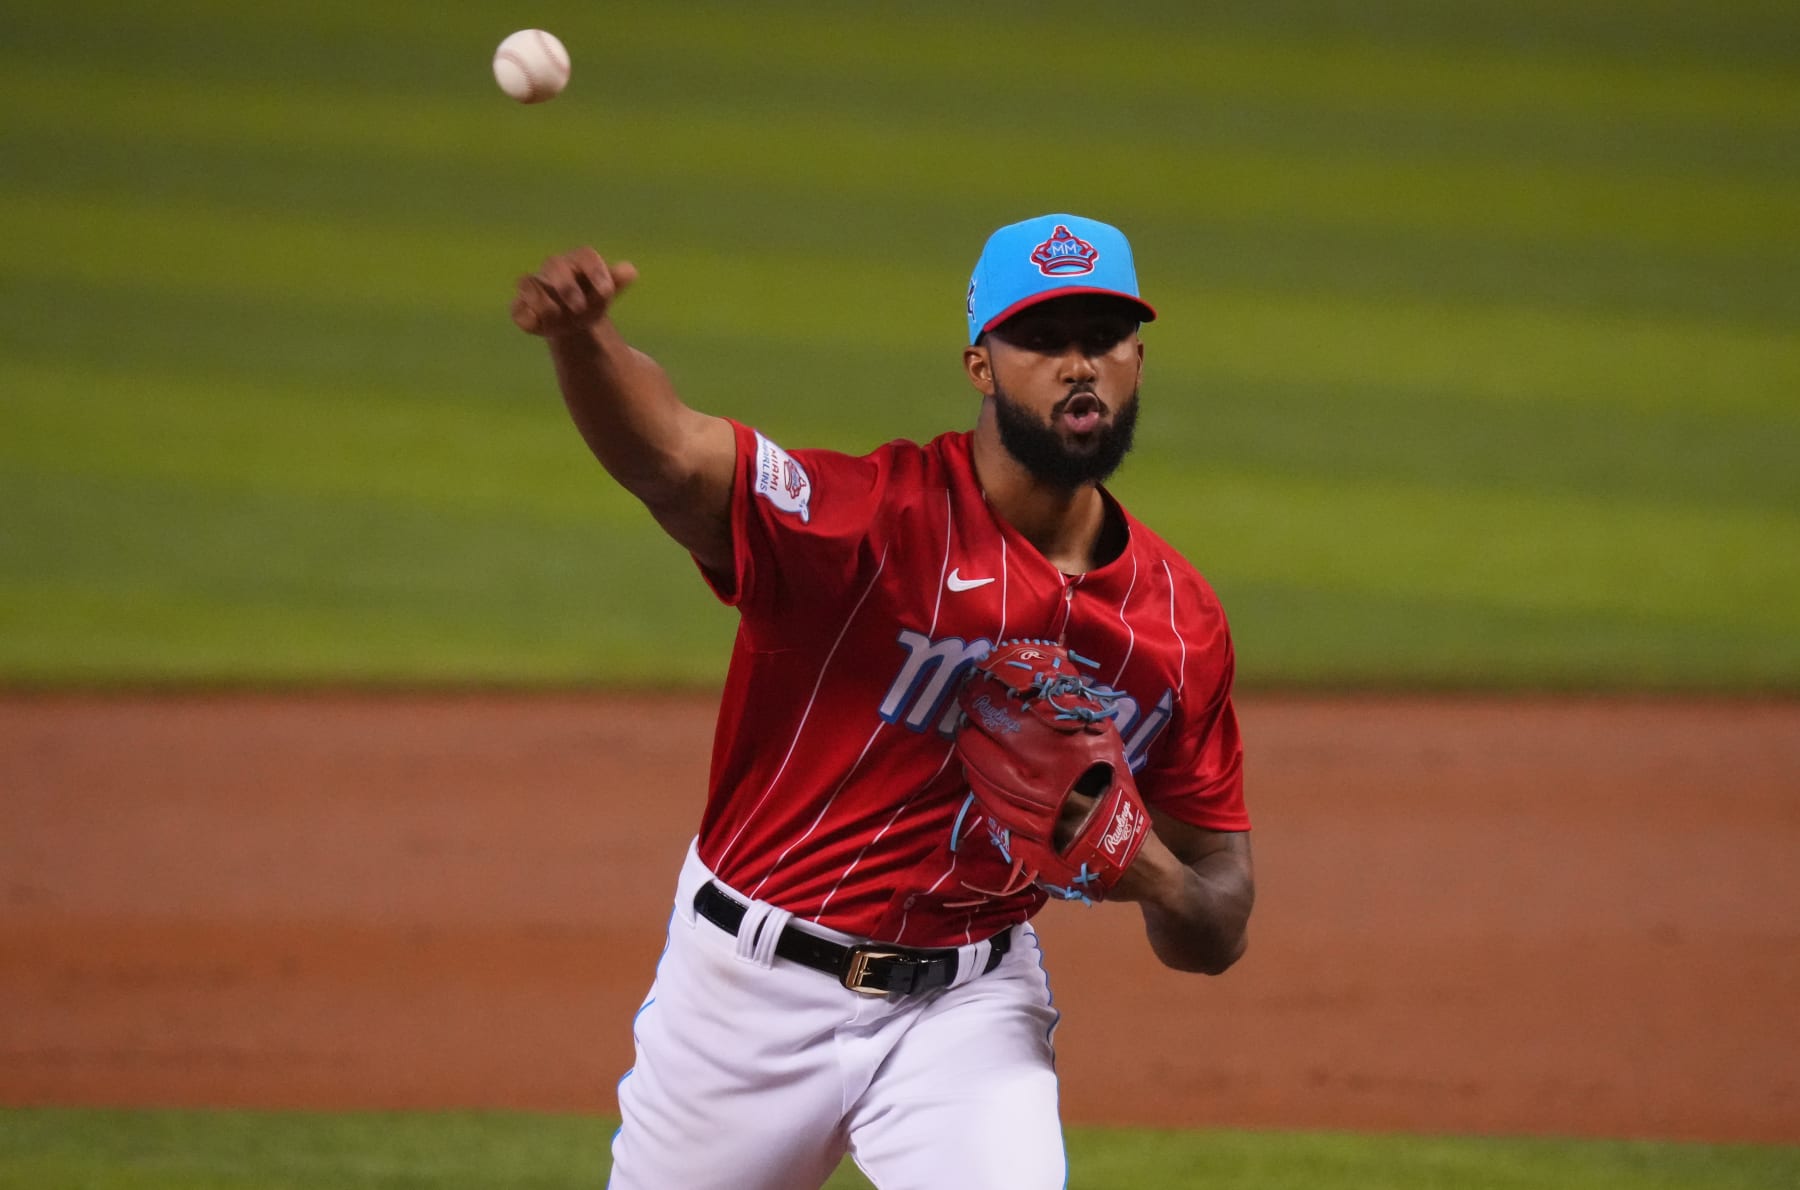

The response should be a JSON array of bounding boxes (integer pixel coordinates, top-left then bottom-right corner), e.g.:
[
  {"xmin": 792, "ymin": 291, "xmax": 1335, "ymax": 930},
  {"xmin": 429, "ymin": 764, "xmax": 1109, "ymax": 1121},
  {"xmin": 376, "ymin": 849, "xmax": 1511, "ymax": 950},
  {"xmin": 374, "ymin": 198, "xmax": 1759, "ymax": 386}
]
[{"xmin": 753, "ymin": 431, "xmax": 812, "ymax": 524}]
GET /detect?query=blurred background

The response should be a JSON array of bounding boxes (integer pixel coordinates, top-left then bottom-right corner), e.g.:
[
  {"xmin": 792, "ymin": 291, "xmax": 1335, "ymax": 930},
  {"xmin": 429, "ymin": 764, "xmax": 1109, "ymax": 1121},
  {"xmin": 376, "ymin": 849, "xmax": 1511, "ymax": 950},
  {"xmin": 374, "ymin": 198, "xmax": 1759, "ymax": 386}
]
[
  {"xmin": 2, "ymin": 3, "xmax": 1798, "ymax": 1187},
  {"xmin": 3, "ymin": 0, "xmax": 1795, "ymax": 692}
]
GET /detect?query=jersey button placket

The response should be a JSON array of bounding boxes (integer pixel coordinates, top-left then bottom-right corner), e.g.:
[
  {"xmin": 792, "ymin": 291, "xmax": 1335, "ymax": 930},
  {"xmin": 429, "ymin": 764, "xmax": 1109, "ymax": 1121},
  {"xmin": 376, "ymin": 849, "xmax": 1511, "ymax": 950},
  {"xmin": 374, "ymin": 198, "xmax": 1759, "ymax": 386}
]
[{"xmin": 1055, "ymin": 579, "xmax": 1076, "ymax": 644}]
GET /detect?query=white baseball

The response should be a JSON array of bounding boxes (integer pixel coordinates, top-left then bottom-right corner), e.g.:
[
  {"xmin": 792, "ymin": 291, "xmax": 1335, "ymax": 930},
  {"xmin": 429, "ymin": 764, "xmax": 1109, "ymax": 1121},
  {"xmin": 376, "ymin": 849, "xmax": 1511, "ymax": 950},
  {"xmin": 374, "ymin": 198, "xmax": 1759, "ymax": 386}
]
[{"xmin": 492, "ymin": 29, "xmax": 571, "ymax": 104}]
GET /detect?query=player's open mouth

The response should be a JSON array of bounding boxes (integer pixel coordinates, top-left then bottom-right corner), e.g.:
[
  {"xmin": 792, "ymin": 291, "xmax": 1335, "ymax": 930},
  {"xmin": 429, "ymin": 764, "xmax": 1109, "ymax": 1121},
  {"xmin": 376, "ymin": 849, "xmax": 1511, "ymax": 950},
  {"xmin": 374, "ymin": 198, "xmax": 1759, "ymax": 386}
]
[{"xmin": 1058, "ymin": 393, "xmax": 1104, "ymax": 434}]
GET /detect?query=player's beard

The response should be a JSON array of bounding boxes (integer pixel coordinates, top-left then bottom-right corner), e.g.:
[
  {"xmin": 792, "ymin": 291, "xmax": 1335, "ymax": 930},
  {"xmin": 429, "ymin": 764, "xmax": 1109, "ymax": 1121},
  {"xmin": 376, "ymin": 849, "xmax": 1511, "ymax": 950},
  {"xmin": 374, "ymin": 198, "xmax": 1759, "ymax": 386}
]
[{"xmin": 991, "ymin": 382, "xmax": 1140, "ymax": 491}]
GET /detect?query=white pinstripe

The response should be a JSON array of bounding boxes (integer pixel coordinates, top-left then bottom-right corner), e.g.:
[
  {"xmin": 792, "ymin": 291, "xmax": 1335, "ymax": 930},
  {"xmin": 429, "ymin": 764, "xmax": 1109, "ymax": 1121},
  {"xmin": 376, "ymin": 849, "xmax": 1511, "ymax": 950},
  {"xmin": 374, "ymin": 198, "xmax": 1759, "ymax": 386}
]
[
  {"xmin": 928, "ymin": 490, "xmax": 951, "ymax": 629},
  {"xmin": 756, "ymin": 717, "xmax": 890, "ymax": 904},
  {"xmin": 851, "ymin": 741, "xmax": 959, "ymax": 940},
  {"xmin": 712, "ymin": 545, "xmax": 891, "ymax": 873},
  {"xmin": 1109, "ymin": 554, "xmax": 1139, "ymax": 688},
  {"xmin": 925, "ymin": 802, "xmax": 993, "ymax": 941},
  {"xmin": 998, "ymin": 535, "xmax": 1010, "ymax": 637},
  {"xmin": 1162, "ymin": 559, "xmax": 1188, "ymax": 696},
  {"xmin": 763, "ymin": 493, "xmax": 959, "ymax": 916},
  {"xmin": 955, "ymin": 532, "xmax": 1015, "ymax": 941},
  {"xmin": 1055, "ymin": 572, "xmax": 1081, "ymax": 642},
  {"xmin": 869, "ymin": 495, "xmax": 967, "ymax": 938}
]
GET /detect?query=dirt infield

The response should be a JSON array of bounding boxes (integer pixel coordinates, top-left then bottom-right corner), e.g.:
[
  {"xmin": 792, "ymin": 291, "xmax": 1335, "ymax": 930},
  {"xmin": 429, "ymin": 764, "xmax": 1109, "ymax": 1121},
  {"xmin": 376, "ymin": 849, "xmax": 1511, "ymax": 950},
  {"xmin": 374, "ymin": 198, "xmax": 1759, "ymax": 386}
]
[{"xmin": 2, "ymin": 694, "xmax": 1796, "ymax": 1144}]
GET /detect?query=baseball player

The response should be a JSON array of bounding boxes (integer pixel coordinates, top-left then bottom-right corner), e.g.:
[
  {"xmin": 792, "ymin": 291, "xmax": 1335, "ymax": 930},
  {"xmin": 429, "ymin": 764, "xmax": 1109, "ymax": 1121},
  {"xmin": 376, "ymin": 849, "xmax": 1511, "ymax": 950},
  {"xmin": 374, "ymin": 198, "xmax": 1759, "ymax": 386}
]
[{"xmin": 511, "ymin": 213, "xmax": 1253, "ymax": 1190}]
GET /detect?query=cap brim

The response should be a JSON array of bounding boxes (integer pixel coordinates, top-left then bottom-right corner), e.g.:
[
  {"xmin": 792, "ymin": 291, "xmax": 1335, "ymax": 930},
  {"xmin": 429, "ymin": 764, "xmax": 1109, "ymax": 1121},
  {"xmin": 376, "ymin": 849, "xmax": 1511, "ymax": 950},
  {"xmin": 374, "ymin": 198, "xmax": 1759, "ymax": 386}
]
[{"xmin": 980, "ymin": 286, "xmax": 1158, "ymax": 337}]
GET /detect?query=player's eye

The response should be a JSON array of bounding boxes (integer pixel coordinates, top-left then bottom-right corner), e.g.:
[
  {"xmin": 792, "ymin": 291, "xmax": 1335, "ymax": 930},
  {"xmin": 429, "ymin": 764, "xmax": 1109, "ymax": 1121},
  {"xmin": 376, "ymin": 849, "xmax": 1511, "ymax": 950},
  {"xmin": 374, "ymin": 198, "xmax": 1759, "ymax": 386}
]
[{"xmin": 1081, "ymin": 326, "xmax": 1128, "ymax": 354}]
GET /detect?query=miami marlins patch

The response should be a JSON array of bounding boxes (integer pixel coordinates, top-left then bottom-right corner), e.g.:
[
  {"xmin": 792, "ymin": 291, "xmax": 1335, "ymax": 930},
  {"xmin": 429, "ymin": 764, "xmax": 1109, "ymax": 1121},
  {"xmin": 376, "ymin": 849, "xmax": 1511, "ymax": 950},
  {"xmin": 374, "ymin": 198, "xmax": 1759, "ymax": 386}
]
[
  {"xmin": 753, "ymin": 431, "xmax": 812, "ymax": 524},
  {"xmin": 1030, "ymin": 224, "xmax": 1099, "ymax": 276}
]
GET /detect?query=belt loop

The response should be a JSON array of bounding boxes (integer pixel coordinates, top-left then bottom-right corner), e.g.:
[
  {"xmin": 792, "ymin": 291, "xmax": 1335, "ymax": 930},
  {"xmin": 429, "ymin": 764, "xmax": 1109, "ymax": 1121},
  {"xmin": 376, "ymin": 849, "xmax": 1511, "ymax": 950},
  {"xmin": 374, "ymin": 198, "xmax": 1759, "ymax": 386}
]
[
  {"xmin": 733, "ymin": 899, "xmax": 793, "ymax": 969},
  {"xmin": 951, "ymin": 938, "xmax": 991, "ymax": 990}
]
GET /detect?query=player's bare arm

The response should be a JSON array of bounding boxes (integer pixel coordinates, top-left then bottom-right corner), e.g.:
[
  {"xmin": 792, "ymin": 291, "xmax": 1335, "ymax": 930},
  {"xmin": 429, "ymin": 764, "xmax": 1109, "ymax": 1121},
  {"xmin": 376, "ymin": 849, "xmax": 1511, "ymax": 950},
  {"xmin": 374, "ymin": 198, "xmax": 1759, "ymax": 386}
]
[
  {"xmin": 512, "ymin": 247, "xmax": 735, "ymax": 575},
  {"xmin": 1116, "ymin": 816, "xmax": 1253, "ymax": 975},
  {"xmin": 1053, "ymin": 795, "xmax": 1251, "ymax": 974}
]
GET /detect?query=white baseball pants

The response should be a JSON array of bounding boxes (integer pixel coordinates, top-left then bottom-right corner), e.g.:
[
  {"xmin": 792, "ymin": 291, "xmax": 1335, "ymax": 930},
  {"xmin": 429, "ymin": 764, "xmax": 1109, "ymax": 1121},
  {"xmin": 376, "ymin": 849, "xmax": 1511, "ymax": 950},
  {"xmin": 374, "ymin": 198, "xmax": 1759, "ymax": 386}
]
[{"xmin": 607, "ymin": 840, "xmax": 1065, "ymax": 1190}]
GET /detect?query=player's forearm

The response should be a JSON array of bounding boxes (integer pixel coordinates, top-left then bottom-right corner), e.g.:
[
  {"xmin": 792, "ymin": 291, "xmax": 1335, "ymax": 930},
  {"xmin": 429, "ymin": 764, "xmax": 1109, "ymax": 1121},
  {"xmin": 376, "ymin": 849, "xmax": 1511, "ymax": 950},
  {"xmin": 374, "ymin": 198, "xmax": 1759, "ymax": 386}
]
[
  {"xmin": 546, "ymin": 322, "xmax": 737, "ymax": 572},
  {"xmin": 547, "ymin": 322, "xmax": 703, "ymax": 502},
  {"xmin": 512, "ymin": 248, "xmax": 729, "ymax": 520},
  {"xmin": 1131, "ymin": 838, "xmax": 1253, "ymax": 975}
]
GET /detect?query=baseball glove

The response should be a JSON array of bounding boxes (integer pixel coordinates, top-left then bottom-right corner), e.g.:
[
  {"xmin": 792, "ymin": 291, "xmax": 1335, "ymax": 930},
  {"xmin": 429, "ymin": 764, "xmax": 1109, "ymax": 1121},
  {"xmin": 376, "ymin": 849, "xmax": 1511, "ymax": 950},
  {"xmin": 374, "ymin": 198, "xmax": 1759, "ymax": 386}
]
[{"xmin": 951, "ymin": 639, "xmax": 1151, "ymax": 904}]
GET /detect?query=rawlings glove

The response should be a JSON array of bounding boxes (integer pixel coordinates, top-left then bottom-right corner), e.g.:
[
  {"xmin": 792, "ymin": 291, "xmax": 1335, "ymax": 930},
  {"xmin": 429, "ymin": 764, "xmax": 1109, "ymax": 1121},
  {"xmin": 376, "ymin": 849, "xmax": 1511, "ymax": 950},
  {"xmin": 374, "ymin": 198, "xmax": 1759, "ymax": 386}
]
[{"xmin": 952, "ymin": 639, "xmax": 1152, "ymax": 904}]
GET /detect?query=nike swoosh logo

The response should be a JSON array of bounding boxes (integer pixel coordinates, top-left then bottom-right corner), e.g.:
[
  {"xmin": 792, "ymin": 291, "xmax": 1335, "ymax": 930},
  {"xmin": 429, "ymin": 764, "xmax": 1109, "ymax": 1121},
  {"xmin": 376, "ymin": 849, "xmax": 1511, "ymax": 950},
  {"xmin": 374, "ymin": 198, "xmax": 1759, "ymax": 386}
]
[{"xmin": 947, "ymin": 568, "xmax": 995, "ymax": 592}]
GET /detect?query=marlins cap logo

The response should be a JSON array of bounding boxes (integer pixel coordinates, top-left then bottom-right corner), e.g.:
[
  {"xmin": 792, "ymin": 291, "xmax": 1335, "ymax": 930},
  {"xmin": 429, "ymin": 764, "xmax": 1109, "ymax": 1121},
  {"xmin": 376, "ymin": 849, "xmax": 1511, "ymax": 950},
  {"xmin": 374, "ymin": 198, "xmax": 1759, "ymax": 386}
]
[{"xmin": 1029, "ymin": 224, "xmax": 1099, "ymax": 277}]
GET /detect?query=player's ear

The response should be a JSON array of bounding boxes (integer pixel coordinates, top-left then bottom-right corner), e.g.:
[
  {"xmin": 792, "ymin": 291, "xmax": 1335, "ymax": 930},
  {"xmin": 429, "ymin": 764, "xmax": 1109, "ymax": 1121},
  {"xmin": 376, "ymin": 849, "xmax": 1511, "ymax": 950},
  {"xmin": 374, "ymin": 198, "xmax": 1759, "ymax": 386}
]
[{"xmin": 963, "ymin": 343, "xmax": 996, "ymax": 396}]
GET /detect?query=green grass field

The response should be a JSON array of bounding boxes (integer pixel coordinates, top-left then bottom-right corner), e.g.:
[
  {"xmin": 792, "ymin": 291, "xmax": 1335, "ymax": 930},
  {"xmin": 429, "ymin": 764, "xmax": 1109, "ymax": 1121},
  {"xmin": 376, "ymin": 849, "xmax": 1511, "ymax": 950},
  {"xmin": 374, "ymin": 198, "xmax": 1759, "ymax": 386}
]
[
  {"xmin": 1, "ymin": 1108, "xmax": 1794, "ymax": 1190},
  {"xmin": 2, "ymin": 0, "xmax": 1796, "ymax": 690}
]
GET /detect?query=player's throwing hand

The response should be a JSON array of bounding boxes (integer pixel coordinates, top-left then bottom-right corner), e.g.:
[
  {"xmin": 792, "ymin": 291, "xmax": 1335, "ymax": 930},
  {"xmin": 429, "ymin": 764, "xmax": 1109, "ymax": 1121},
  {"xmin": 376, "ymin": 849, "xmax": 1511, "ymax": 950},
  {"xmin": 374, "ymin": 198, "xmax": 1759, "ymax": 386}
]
[{"xmin": 511, "ymin": 247, "xmax": 638, "ymax": 338}]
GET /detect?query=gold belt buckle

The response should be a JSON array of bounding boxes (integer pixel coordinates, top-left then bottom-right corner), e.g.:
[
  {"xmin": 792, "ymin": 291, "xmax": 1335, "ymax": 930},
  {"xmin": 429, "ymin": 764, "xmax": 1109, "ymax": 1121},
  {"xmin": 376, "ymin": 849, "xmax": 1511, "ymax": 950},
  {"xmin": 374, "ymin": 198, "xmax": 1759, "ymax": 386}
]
[{"xmin": 842, "ymin": 947, "xmax": 904, "ymax": 996}]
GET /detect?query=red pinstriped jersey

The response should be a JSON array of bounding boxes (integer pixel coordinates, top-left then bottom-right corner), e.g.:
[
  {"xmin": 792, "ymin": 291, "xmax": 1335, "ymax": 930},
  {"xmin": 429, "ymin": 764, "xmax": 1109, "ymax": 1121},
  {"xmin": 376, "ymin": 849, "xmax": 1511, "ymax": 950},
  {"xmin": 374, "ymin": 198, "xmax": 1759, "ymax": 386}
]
[{"xmin": 693, "ymin": 419, "xmax": 1247, "ymax": 948}]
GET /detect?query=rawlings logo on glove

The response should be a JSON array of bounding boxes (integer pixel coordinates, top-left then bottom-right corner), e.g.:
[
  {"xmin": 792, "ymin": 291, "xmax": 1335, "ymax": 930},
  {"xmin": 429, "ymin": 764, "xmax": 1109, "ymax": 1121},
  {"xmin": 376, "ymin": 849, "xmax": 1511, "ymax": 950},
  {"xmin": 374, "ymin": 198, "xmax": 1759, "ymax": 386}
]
[{"xmin": 951, "ymin": 639, "xmax": 1152, "ymax": 905}]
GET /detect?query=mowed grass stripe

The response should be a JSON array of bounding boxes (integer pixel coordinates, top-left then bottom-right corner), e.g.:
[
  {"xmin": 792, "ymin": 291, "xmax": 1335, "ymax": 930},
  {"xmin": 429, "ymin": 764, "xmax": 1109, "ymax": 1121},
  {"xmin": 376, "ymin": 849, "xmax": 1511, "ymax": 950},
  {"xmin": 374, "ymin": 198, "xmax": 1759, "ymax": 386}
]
[
  {"xmin": 4, "ymin": 191, "xmax": 1794, "ymax": 420},
  {"xmin": 0, "ymin": 579, "xmax": 736, "ymax": 688},
  {"xmin": 592, "ymin": 10, "xmax": 1800, "ymax": 129},
  {"xmin": 9, "ymin": 25, "xmax": 1797, "ymax": 187},
  {"xmin": 12, "ymin": 0, "xmax": 1799, "ymax": 128},
  {"xmin": 5, "ymin": 279, "xmax": 1796, "ymax": 522},
  {"xmin": 1135, "ymin": 374, "xmax": 1799, "ymax": 515},
  {"xmin": 1136, "ymin": 461, "xmax": 1800, "ymax": 634},
  {"xmin": 0, "ymin": 1105, "xmax": 1795, "ymax": 1190},
  {"xmin": 0, "ymin": 468, "xmax": 736, "ymax": 687},
  {"xmin": 7, "ymin": 352, "xmax": 1792, "ymax": 680},
  {"xmin": 1209, "ymin": 582, "xmax": 1800, "ymax": 691},
  {"xmin": 4, "ymin": 73, "xmax": 1793, "ymax": 258},
  {"xmin": 1156, "ymin": 290, "xmax": 1800, "ymax": 417},
  {"xmin": 8, "ymin": 329, "xmax": 1794, "ymax": 519},
  {"xmin": 6, "ymin": 129, "xmax": 1791, "ymax": 334},
  {"xmin": 0, "ymin": 362, "xmax": 631, "ymax": 524},
  {"xmin": 1165, "ymin": 0, "xmax": 1800, "ymax": 71},
  {"xmin": 5, "ymin": 274, "xmax": 1797, "ymax": 521}
]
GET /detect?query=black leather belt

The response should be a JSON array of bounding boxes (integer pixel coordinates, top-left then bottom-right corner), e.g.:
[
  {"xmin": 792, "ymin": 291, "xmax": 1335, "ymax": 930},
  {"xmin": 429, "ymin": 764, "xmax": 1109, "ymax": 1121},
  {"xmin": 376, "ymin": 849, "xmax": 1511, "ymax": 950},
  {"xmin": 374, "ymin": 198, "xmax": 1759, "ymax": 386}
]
[{"xmin": 693, "ymin": 881, "xmax": 1010, "ymax": 997}]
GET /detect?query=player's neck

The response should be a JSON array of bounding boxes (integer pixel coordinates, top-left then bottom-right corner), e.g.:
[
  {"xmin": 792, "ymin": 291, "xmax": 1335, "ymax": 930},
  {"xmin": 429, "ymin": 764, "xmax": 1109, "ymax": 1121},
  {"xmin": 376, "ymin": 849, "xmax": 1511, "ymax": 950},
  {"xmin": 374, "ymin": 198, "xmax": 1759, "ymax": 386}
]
[{"xmin": 970, "ymin": 425, "xmax": 1111, "ymax": 575}]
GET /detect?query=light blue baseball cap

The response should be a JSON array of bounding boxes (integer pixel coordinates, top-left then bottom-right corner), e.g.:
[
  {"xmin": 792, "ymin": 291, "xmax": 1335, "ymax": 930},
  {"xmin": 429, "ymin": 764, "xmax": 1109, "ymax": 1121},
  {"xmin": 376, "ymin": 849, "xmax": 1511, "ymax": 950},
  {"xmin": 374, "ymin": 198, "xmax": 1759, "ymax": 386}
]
[{"xmin": 965, "ymin": 213, "xmax": 1157, "ymax": 344}]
